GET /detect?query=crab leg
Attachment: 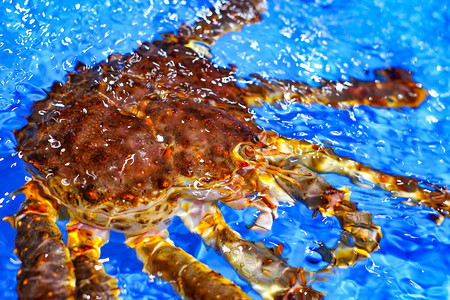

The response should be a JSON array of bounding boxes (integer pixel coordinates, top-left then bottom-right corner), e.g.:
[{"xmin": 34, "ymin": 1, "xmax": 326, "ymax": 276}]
[
  {"xmin": 126, "ymin": 232, "xmax": 251, "ymax": 300},
  {"xmin": 272, "ymin": 136, "xmax": 450, "ymax": 221},
  {"xmin": 263, "ymin": 154, "xmax": 382, "ymax": 267},
  {"xmin": 173, "ymin": 0, "xmax": 266, "ymax": 46},
  {"xmin": 330, "ymin": 197, "xmax": 383, "ymax": 266},
  {"xmin": 4, "ymin": 181, "xmax": 75, "ymax": 300},
  {"xmin": 67, "ymin": 221, "xmax": 120, "ymax": 300},
  {"xmin": 179, "ymin": 201, "xmax": 324, "ymax": 300},
  {"xmin": 244, "ymin": 67, "xmax": 428, "ymax": 109}
]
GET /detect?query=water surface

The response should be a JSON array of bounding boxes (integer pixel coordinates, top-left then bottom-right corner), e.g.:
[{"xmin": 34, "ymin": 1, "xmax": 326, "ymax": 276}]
[{"xmin": 1, "ymin": 0, "xmax": 449, "ymax": 299}]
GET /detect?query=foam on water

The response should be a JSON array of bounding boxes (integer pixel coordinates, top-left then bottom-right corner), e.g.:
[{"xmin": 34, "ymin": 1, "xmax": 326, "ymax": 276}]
[{"xmin": 1, "ymin": 0, "xmax": 449, "ymax": 299}]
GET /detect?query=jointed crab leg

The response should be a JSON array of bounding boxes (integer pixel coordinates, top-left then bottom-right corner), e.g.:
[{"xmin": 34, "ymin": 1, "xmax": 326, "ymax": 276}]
[
  {"xmin": 126, "ymin": 233, "xmax": 251, "ymax": 300},
  {"xmin": 4, "ymin": 181, "xmax": 75, "ymax": 300},
  {"xmin": 329, "ymin": 197, "xmax": 382, "ymax": 266},
  {"xmin": 244, "ymin": 67, "xmax": 428, "ymax": 109},
  {"xmin": 179, "ymin": 202, "xmax": 324, "ymax": 300},
  {"xmin": 67, "ymin": 221, "xmax": 120, "ymax": 300},
  {"xmin": 173, "ymin": 0, "xmax": 266, "ymax": 46},
  {"xmin": 272, "ymin": 136, "xmax": 450, "ymax": 220},
  {"xmin": 265, "ymin": 154, "xmax": 382, "ymax": 267}
]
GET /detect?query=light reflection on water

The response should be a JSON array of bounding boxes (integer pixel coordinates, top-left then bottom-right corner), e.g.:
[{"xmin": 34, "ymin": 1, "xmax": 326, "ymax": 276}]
[{"xmin": 1, "ymin": 0, "xmax": 449, "ymax": 299}]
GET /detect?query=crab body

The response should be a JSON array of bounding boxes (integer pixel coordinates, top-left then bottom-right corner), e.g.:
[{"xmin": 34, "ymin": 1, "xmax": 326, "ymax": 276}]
[{"xmin": 16, "ymin": 40, "xmax": 268, "ymax": 234}]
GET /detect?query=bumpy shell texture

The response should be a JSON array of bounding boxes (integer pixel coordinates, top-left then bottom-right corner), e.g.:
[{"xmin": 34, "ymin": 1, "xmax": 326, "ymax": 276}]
[{"xmin": 15, "ymin": 40, "xmax": 262, "ymax": 215}]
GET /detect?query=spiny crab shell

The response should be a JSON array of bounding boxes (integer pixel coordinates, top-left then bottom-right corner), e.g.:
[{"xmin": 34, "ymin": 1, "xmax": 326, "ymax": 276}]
[{"xmin": 15, "ymin": 39, "xmax": 284, "ymax": 234}]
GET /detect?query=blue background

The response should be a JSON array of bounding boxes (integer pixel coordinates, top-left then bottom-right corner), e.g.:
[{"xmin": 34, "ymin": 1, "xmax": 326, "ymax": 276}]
[{"xmin": 0, "ymin": 0, "xmax": 449, "ymax": 299}]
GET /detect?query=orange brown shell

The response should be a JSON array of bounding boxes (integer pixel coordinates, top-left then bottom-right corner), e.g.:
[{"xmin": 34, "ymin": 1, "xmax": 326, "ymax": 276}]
[{"xmin": 15, "ymin": 39, "xmax": 263, "ymax": 215}]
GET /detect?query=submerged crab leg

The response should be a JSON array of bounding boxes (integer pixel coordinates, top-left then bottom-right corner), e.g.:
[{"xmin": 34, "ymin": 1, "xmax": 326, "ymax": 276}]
[
  {"xmin": 4, "ymin": 181, "xmax": 75, "ymax": 300},
  {"xmin": 126, "ymin": 233, "xmax": 251, "ymax": 300},
  {"xmin": 173, "ymin": 0, "xmax": 266, "ymax": 46},
  {"xmin": 179, "ymin": 202, "xmax": 324, "ymax": 300},
  {"xmin": 67, "ymin": 221, "xmax": 120, "ymax": 300},
  {"xmin": 273, "ymin": 136, "xmax": 450, "ymax": 220},
  {"xmin": 330, "ymin": 197, "xmax": 383, "ymax": 266},
  {"xmin": 244, "ymin": 67, "xmax": 428, "ymax": 109},
  {"xmin": 262, "ymin": 151, "xmax": 382, "ymax": 267}
]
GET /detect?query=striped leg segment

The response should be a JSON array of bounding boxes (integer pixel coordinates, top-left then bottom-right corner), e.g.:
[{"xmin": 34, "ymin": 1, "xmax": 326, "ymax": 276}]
[
  {"xmin": 4, "ymin": 181, "xmax": 75, "ymax": 300},
  {"xmin": 126, "ymin": 234, "xmax": 251, "ymax": 300},
  {"xmin": 67, "ymin": 222, "xmax": 120, "ymax": 300},
  {"xmin": 180, "ymin": 203, "xmax": 324, "ymax": 300}
]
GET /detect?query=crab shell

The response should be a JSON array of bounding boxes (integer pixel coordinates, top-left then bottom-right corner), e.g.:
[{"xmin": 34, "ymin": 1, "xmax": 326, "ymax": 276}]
[{"xmin": 14, "ymin": 39, "xmax": 283, "ymax": 234}]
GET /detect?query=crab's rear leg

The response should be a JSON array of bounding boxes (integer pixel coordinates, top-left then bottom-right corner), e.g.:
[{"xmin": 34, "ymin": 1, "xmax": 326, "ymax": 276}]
[
  {"xmin": 179, "ymin": 202, "xmax": 324, "ymax": 300},
  {"xmin": 126, "ymin": 232, "xmax": 251, "ymax": 300},
  {"xmin": 244, "ymin": 67, "xmax": 428, "ymax": 109},
  {"xmin": 170, "ymin": 0, "xmax": 266, "ymax": 47},
  {"xmin": 67, "ymin": 220, "xmax": 120, "ymax": 299},
  {"xmin": 4, "ymin": 181, "xmax": 76, "ymax": 300}
]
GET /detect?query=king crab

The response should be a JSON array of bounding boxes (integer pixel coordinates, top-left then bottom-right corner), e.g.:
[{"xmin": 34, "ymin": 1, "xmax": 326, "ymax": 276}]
[{"xmin": 6, "ymin": 0, "xmax": 450, "ymax": 299}]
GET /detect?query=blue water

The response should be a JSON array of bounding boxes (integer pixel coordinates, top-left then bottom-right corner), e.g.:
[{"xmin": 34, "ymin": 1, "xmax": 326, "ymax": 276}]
[{"xmin": 1, "ymin": 0, "xmax": 449, "ymax": 299}]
